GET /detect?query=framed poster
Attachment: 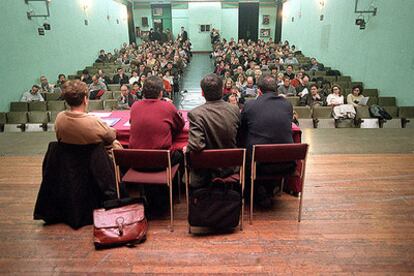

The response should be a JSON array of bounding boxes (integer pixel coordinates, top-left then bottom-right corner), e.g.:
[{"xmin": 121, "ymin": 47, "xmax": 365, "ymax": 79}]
[
  {"xmin": 262, "ymin": 15, "xmax": 270, "ymax": 25},
  {"xmin": 153, "ymin": 7, "xmax": 163, "ymax": 17},
  {"xmin": 260, "ymin": 28, "xmax": 270, "ymax": 37}
]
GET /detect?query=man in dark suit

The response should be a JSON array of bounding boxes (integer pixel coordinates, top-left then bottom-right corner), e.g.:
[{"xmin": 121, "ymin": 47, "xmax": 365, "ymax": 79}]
[
  {"xmin": 240, "ymin": 74, "xmax": 295, "ymax": 207},
  {"xmin": 187, "ymin": 73, "xmax": 240, "ymax": 188},
  {"xmin": 112, "ymin": 67, "xmax": 129, "ymax": 85},
  {"xmin": 179, "ymin": 26, "xmax": 188, "ymax": 42}
]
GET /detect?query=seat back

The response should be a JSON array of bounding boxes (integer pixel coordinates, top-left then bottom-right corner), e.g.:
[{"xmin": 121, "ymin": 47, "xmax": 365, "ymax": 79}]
[
  {"xmin": 285, "ymin": 97, "xmax": 300, "ymax": 106},
  {"xmin": 29, "ymin": 101, "xmax": 47, "ymax": 111},
  {"xmin": 100, "ymin": 91, "xmax": 114, "ymax": 100},
  {"xmin": 113, "ymin": 91, "xmax": 121, "ymax": 99},
  {"xmin": 355, "ymin": 106, "xmax": 371, "ymax": 119},
  {"xmin": 0, "ymin": 112, "xmax": 6, "ymax": 124},
  {"xmin": 45, "ymin": 93, "xmax": 61, "ymax": 101},
  {"xmin": 6, "ymin": 112, "xmax": 28, "ymax": 124},
  {"xmin": 399, "ymin": 106, "xmax": 414, "ymax": 118},
  {"xmin": 378, "ymin": 97, "xmax": 396, "ymax": 106},
  {"xmin": 87, "ymin": 100, "xmax": 104, "ymax": 111},
  {"xmin": 113, "ymin": 149, "xmax": 170, "ymax": 169},
  {"xmin": 186, "ymin": 149, "xmax": 245, "ymax": 170},
  {"xmin": 28, "ymin": 111, "xmax": 49, "ymax": 123},
  {"xmin": 383, "ymin": 106, "xmax": 399, "ymax": 118},
  {"xmin": 10, "ymin": 102, "xmax": 28, "ymax": 112},
  {"xmin": 104, "ymin": 99, "xmax": 118, "ymax": 111},
  {"xmin": 253, "ymin": 144, "xmax": 308, "ymax": 163},
  {"xmin": 363, "ymin": 89, "xmax": 378, "ymax": 97},
  {"xmin": 294, "ymin": 106, "xmax": 312, "ymax": 118},
  {"xmin": 108, "ymin": 84, "xmax": 121, "ymax": 91},
  {"xmin": 312, "ymin": 106, "xmax": 332, "ymax": 118},
  {"xmin": 47, "ymin": 101, "xmax": 66, "ymax": 111}
]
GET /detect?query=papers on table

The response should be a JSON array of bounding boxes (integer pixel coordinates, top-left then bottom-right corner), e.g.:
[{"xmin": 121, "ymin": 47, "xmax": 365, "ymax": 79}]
[
  {"xmin": 123, "ymin": 121, "xmax": 131, "ymax": 127},
  {"xmin": 89, "ymin": 112, "xmax": 112, "ymax": 118},
  {"xmin": 101, "ymin": 118, "xmax": 121, "ymax": 127}
]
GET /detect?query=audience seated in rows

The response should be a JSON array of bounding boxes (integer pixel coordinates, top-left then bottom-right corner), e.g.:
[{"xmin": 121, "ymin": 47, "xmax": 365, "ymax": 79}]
[{"xmin": 21, "ymin": 85, "xmax": 44, "ymax": 102}]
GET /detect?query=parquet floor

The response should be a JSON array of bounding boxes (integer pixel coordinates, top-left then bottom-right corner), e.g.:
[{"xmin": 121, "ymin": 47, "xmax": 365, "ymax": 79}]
[{"xmin": 0, "ymin": 154, "xmax": 413, "ymax": 274}]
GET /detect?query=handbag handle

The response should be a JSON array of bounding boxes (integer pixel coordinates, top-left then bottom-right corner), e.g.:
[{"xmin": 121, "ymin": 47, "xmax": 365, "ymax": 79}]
[{"xmin": 111, "ymin": 149, "xmax": 121, "ymax": 199}]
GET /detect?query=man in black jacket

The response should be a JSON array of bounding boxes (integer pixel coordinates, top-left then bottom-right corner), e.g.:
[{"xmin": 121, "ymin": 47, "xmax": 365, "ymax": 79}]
[
  {"xmin": 240, "ymin": 74, "xmax": 295, "ymax": 207},
  {"xmin": 112, "ymin": 67, "xmax": 129, "ymax": 85}
]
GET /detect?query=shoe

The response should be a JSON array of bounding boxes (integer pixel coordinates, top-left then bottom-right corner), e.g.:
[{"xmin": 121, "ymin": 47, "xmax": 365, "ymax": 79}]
[{"xmin": 288, "ymin": 190, "xmax": 300, "ymax": 197}]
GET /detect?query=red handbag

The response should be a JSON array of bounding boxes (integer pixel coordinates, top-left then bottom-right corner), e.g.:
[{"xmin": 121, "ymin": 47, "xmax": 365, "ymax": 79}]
[
  {"xmin": 93, "ymin": 152, "xmax": 148, "ymax": 249},
  {"xmin": 93, "ymin": 204, "xmax": 147, "ymax": 249}
]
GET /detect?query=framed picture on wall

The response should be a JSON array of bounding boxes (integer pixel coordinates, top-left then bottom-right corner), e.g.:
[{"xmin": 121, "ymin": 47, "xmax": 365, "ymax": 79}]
[
  {"xmin": 142, "ymin": 17, "xmax": 148, "ymax": 27},
  {"xmin": 260, "ymin": 28, "xmax": 270, "ymax": 37},
  {"xmin": 153, "ymin": 7, "xmax": 163, "ymax": 17},
  {"xmin": 263, "ymin": 15, "xmax": 270, "ymax": 25}
]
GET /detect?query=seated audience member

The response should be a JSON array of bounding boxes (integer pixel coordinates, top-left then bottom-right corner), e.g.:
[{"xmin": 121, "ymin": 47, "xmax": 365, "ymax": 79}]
[
  {"xmin": 129, "ymin": 70, "xmax": 140, "ymax": 85},
  {"xmin": 40, "ymin": 76, "xmax": 54, "ymax": 93},
  {"xmin": 129, "ymin": 76, "xmax": 185, "ymax": 165},
  {"xmin": 320, "ymin": 80, "xmax": 331, "ymax": 97},
  {"xmin": 290, "ymin": 72, "xmax": 303, "ymax": 88},
  {"xmin": 55, "ymin": 74, "xmax": 66, "ymax": 89},
  {"xmin": 284, "ymin": 53, "xmax": 299, "ymax": 65},
  {"xmin": 277, "ymin": 76, "xmax": 296, "ymax": 97},
  {"xmin": 223, "ymin": 78, "xmax": 234, "ymax": 96},
  {"xmin": 97, "ymin": 69, "xmax": 111, "ymax": 86},
  {"xmin": 241, "ymin": 76, "xmax": 258, "ymax": 98},
  {"xmin": 88, "ymin": 75, "xmax": 107, "ymax": 100},
  {"xmin": 296, "ymin": 74, "xmax": 310, "ymax": 98},
  {"xmin": 96, "ymin": 49, "xmax": 108, "ymax": 63},
  {"xmin": 284, "ymin": 65, "xmax": 295, "ymax": 80},
  {"xmin": 227, "ymin": 93, "xmax": 239, "ymax": 107},
  {"xmin": 187, "ymin": 73, "xmax": 240, "ymax": 188},
  {"xmin": 235, "ymin": 74, "xmax": 247, "ymax": 90},
  {"xmin": 299, "ymin": 84, "xmax": 325, "ymax": 107},
  {"xmin": 117, "ymin": 84, "xmax": 137, "ymax": 110},
  {"xmin": 309, "ymin": 57, "xmax": 325, "ymax": 72},
  {"xmin": 347, "ymin": 85, "xmax": 365, "ymax": 107},
  {"xmin": 276, "ymin": 72, "xmax": 284, "ymax": 86},
  {"xmin": 55, "ymin": 80, "xmax": 121, "ymax": 150},
  {"xmin": 326, "ymin": 84, "xmax": 344, "ymax": 106},
  {"xmin": 80, "ymin": 69, "xmax": 93, "ymax": 85},
  {"xmin": 112, "ymin": 67, "xmax": 129, "ymax": 85},
  {"xmin": 137, "ymin": 63, "xmax": 149, "ymax": 77},
  {"xmin": 240, "ymin": 74, "xmax": 295, "ymax": 207},
  {"xmin": 158, "ymin": 72, "xmax": 172, "ymax": 96},
  {"xmin": 130, "ymin": 81, "xmax": 142, "ymax": 99},
  {"xmin": 21, "ymin": 85, "xmax": 44, "ymax": 102}
]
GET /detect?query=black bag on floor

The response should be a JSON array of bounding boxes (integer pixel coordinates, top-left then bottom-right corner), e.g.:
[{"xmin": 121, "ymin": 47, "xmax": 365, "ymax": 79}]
[{"xmin": 189, "ymin": 184, "xmax": 241, "ymax": 229}]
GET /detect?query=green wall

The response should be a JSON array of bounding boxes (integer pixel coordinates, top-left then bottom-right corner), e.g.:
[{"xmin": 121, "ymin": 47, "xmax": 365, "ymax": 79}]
[
  {"xmin": 282, "ymin": 0, "xmax": 414, "ymax": 106},
  {"xmin": 0, "ymin": 0, "xmax": 129, "ymax": 112},
  {"xmin": 258, "ymin": 4, "xmax": 276, "ymax": 42}
]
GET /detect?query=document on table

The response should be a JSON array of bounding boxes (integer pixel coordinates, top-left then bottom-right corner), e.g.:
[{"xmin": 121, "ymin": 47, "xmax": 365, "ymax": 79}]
[
  {"xmin": 101, "ymin": 118, "xmax": 121, "ymax": 127},
  {"xmin": 89, "ymin": 112, "xmax": 112, "ymax": 118},
  {"xmin": 123, "ymin": 121, "xmax": 130, "ymax": 127}
]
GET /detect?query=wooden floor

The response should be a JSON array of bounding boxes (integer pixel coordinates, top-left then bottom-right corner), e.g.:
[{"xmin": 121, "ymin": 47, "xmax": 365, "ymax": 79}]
[{"xmin": 0, "ymin": 154, "xmax": 413, "ymax": 274}]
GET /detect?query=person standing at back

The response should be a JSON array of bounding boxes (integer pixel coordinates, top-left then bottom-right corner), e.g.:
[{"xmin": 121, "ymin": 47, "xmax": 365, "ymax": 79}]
[
  {"xmin": 240, "ymin": 74, "xmax": 295, "ymax": 207},
  {"xmin": 187, "ymin": 73, "xmax": 240, "ymax": 188}
]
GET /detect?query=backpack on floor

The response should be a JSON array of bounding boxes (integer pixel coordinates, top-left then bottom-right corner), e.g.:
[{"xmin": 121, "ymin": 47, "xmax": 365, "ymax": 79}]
[{"xmin": 369, "ymin": 104, "xmax": 392, "ymax": 120}]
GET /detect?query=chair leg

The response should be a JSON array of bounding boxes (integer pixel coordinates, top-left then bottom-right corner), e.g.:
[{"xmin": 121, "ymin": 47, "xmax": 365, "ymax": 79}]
[
  {"xmin": 279, "ymin": 178, "xmax": 285, "ymax": 197},
  {"xmin": 177, "ymin": 171, "xmax": 181, "ymax": 203},
  {"xmin": 298, "ymin": 191, "xmax": 303, "ymax": 222},
  {"xmin": 250, "ymin": 178, "xmax": 254, "ymax": 224},
  {"xmin": 169, "ymin": 184, "xmax": 174, "ymax": 232},
  {"xmin": 240, "ymin": 198, "xmax": 244, "ymax": 231}
]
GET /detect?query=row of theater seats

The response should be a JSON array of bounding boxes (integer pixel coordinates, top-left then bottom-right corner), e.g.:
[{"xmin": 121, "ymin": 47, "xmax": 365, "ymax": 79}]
[
  {"xmin": 284, "ymin": 95, "xmax": 397, "ymax": 107},
  {"xmin": 294, "ymin": 106, "xmax": 414, "ymax": 128},
  {"xmin": 68, "ymin": 64, "xmax": 130, "ymax": 80},
  {"xmin": 9, "ymin": 98, "xmax": 119, "ymax": 112},
  {"xmin": 2, "ymin": 99, "xmax": 121, "ymax": 132}
]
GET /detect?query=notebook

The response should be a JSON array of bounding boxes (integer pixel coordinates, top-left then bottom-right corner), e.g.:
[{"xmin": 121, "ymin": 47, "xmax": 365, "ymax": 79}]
[{"xmin": 101, "ymin": 118, "xmax": 121, "ymax": 127}]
